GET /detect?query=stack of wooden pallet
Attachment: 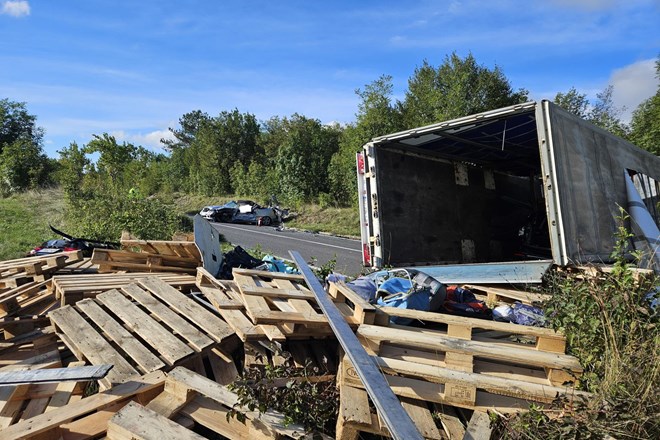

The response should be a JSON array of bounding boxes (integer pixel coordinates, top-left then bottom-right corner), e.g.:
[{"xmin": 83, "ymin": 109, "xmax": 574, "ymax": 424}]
[{"xmin": 0, "ymin": 242, "xmax": 588, "ymax": 439}]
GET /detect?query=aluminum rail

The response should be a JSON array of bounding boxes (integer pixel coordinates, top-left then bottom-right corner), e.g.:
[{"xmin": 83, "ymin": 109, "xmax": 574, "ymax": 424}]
[{"xmin": 289, "ymin": 250, "xmax": 423, "ymax": 440}]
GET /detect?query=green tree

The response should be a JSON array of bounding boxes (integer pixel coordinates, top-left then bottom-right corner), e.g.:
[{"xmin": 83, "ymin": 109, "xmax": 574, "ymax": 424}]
[
  {"xmin": 83, "ymin": 133, "xmax": 137, "ymax": 188},
  {"xmin": 275, "ymin": 114, "xmax": 341, "ymax": 203},
  {"xmin": 402, "ymin": 53, "xmax": 529, "ymax": 127},
  {"xmin": 328, "ymin": 75, "xmax": 404, "ymax": 205},
  {"xmin": 629, "ymin": 58, "xmax": 660, "ymax": 154},
  {"xmin": 0, "ymin": 99, "xmax": 51, "ymax": 195},
  {"xmin": 554, "ymin": 85, "xmax": 629, "ymax": 138},
  {"xmin": 554, "ymin": 87, "xmax": 589, "ymax": 118},
  {"xmin": 192, "ymin": 109, "xmax": 261, "ymax": 195},
  {"xmin": 0, "ymin": 138, "xmax": 51, "ymax": 195},
  {"xmin": 0, "ymin": 98, "xmax": 43, "ymax": 155},
  {"xmin": 56, "ymin": 142, "xmax": 91, "ymax": 202}
]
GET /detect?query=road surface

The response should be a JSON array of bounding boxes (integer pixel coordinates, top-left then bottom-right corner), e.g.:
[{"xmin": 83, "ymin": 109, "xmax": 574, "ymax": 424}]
[{"xmin": 210, "ymin": 222, "xmax": 364, "ymax": 276}]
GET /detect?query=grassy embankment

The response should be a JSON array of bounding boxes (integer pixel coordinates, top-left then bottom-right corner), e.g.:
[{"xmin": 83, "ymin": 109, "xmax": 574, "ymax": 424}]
[{"xmin": 0, "ymin": 188, "xmax": 66, "ymax": 260}]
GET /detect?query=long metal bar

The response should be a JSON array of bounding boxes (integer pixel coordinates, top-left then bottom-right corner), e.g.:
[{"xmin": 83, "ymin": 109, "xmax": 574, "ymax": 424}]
[{"xmin": 289, "ymin": 251, "xmax": 423, "ymax": 440}]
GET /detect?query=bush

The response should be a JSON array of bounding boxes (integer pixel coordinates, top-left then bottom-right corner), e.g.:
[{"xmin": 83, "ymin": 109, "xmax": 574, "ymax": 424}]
[{"xmin": 67, "ymin": 191, "xmax": 181, "ymax": 241}]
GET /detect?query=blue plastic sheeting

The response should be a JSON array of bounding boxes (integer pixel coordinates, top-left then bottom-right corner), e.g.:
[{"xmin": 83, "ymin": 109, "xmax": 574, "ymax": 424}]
[{"xmin": 406, "ymin": 259, "xmax": 553, "ymax": 284}]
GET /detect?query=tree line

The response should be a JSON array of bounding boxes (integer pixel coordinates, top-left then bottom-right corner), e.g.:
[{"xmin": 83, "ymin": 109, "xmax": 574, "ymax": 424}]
[{"xmin": 1, "ymin": 53, "xmax": 658, "ymax": 239}]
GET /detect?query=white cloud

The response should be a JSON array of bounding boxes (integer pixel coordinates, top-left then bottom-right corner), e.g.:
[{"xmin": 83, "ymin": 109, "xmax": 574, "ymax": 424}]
[
  {"xmin": 111, "ymin": 128, "xmax": 176, "ymax": 151},
  {"xmin": 610, "ymin": 59, "xmax": 659, "ymax": 121},
  {"xmin": 1, "ymin": 1, "xmax": 30, "ymax": 17}
]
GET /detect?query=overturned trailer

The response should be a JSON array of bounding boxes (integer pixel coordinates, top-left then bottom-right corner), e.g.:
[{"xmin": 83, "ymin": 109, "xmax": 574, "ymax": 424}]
[{"xmin": 357, "ymin": 100, "xmax": 660, "ymax": 271}]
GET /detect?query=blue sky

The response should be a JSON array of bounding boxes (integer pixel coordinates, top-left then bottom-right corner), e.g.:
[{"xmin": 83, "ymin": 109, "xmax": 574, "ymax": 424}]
[{"xmin": 1, "ymin": 0, "xmax": 658, "ymax": 157}]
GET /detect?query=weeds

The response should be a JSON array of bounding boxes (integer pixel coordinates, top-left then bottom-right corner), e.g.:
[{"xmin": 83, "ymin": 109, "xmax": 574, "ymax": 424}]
[{"xmin": 228, "ymin": 349, "xmax": 338, "ymax": 436}]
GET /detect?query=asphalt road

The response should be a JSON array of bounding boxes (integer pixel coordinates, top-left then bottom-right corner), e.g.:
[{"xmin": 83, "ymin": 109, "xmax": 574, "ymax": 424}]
[{"xmin": 210, "ymin": 222, "xmax": 364, "ymax": 276}]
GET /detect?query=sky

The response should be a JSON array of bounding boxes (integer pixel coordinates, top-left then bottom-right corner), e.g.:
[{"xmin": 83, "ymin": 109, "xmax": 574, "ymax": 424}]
[{"xmin": 1, "ymin": 0, "xmax": 659, "ymax": 158}]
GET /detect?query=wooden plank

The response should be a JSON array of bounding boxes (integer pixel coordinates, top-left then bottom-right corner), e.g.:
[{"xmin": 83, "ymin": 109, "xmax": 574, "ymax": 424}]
[
  {"xmin": 121, "ymin": 284, "xmax": 213, "ymax": 352},
  {"xmin": 229, "ymin": 273, "xmax": 286, "ymax": 341},
  {"xmin": 1, "ymin": 370, "xmax": 165, "ymax": 440},
  {"xmin": 44, "ymin": 361, "xmax": 86, "ymax": 413},
  {"xmin": 400, "ymin": 397, "xmax": 443, "ymax": 439},
  {"xmin": 76, "ymin": 299, "xmax": 165, "ymax": 373},
  {"xmin": 107, "ymin": 401, "xmax": 206, "ymax": 440},
  {"xmin": 138, "ymin": 277, "xmax": 234, "ymax": 343},
  {"xmin": 49, "ymin": 305, "xmax": 138, "ymax": 386},
  {"xmin": 233, "ymin": 267, "xmax": 304, "ymax": 280},
  {"xmin": 357, "ymin": 324, "xmax": 581, "ymax": 372},
  {"xmin": 96, "ymin": 289, "xmax": 194, "ymax": 365},
  {"xmin": 0, "ymin": 364, "xmax": 113, "ymax": 385},
  {"xmin": 463, "ymin": 410, "xmax": 492, "ymax": 440}
]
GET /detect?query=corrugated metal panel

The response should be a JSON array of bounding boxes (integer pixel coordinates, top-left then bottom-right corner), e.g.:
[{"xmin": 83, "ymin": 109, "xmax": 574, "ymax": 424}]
[{"xmin": 407, "ymin": 260, "xmax": 553, "ymax": 284}]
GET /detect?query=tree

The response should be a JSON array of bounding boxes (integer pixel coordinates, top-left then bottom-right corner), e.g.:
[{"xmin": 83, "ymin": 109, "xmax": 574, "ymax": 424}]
[
  {"xmin": 554, "ymin": 87, "xmax": 589, "ymax": 119},
  {"xmin": 0, "ymin": 138, "xmax": 51, "ymax": 195},
  {"xmin": 402, "ymin": 53, "xmax": 529, "ymax": 127},
  {"xmin": 0, "ymin": 98, "xmax": 43, "ymax": 155},
  {"xmin": 56, "ymin": 142, "xmax": 91, "ymax": 201},
  {"xmin": 629, "ymin": 58, "xmax": 660, "ymax": 154},
  {"xmin": 0, "ymin": 99, "xmax": 50, "ymax": 195},
  {"xmin": 328, "ymin": 75, "xmax": 404, "ymax": 206},
  {"xmin": 275, "ymin": 114, "xmax": 341, "ymax": 203},
  {"xmin": 83, "ymin": 133, "xmax": 137, "ymax": 188}
]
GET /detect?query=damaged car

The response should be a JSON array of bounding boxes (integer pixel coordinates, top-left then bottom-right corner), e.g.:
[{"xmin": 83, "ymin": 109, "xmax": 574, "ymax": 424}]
[{"xmin": 207, "ymin": 200, "xmax": 282, "ymax": 225}]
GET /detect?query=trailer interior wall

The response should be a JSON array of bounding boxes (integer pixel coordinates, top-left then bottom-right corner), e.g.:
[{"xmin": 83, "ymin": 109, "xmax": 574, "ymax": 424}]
[{"xmin": 369, "ymin": 102, "xmax": 550, "ymax": 267}]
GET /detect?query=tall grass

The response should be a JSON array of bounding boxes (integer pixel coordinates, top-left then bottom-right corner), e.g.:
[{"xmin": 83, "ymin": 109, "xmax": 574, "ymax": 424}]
[{"xmin": 0, "ymin": 188, "xmax": 66, "ymax": 260}]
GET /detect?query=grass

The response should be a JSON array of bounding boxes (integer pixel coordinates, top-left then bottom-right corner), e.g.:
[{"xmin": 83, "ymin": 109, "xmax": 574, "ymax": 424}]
[{"xmin": 0, "ymin": 188, "xmax": 66, "ymax": 260}]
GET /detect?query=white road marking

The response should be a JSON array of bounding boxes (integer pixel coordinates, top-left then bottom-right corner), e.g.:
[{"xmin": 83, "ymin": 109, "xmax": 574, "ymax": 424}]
[{"xmin": 215, "ymin": 223, "xmax": 362, "ymax": 253}]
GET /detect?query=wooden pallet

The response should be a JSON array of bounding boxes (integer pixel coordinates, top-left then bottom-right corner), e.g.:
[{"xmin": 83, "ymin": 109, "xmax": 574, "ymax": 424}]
[
  {"xmin": 0, "ymin": 251, "xmax": 84, "ymax": 288},
  {"xmin": 92, "ymin": 248, "xmax": 199, "ymax": 274},
  {"xmin": 200, "ymin": 268, "xmax": 370, "ymax": 343},
  {"xmin": 53, "ymin": 272, "xmax": 197, "ymax": 305},
  {"xmin": 345, "ymin": 324, "xmax": 588, "ymax": 413},
  {"xmin": 375, "ymin": 304, "xmax": 567, "ymax": 354},
  {"xmin": 0, "ymin": 280, "xmax": 55, "ymax": 318},
  {"xmin": 49, "ymin": 277, "xmax": 236, "ymax": 389},
  {"xmin": 1, "ymin": 370, "xmax": 166, "ymax": 440},
  {"xmin": 0, "ymin": 359, "xmax": 90, "ymax": 429},
  {"xmin": 462, "ymin": 284, "xmax": 552, "ymax": 306},
  {"xmin": 120, "ymin": 238, "xmax": 202, "ymax": 262}
]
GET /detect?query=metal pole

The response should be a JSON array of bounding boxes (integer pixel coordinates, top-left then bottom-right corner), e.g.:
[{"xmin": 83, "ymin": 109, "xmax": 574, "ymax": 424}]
[{"xmin": 289, "ymin": 251, "xmax": 424, "ymax": 440}]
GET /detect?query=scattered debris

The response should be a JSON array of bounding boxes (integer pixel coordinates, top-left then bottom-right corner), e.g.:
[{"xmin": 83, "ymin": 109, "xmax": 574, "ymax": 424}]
[{"xmin": 0, "ymin": 232, "xmax": 590, "ymax": 439}]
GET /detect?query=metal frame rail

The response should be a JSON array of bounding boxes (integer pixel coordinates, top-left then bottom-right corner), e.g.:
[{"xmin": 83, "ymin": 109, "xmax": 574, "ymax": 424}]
[{"xmin": 289, "ymin": 250, "xmax": 423, "ymax": 440}]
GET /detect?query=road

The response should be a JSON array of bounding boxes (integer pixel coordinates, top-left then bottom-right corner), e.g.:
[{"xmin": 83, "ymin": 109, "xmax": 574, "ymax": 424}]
[{"xmin": 210, "ymin": 222, "xmax": 364, "ymax": 276}]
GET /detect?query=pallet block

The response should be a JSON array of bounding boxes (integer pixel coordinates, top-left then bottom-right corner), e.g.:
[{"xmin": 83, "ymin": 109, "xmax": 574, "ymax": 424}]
[{"xmin": 0, "ymin": 251, "xmax": 84, "ymax": 287}]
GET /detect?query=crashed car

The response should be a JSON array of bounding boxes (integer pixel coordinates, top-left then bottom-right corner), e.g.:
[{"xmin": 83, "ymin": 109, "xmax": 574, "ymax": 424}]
[
  {"xmin": 29, "ymin": 226, "xmax": 119, "ymax": 257},
  {"xmin": 208, "ymin": 200, "xmax": 281, "ymax": 225},
  {"xmin": 199, "ymin": 205, "xmax": 224, "ymax": 220}
]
